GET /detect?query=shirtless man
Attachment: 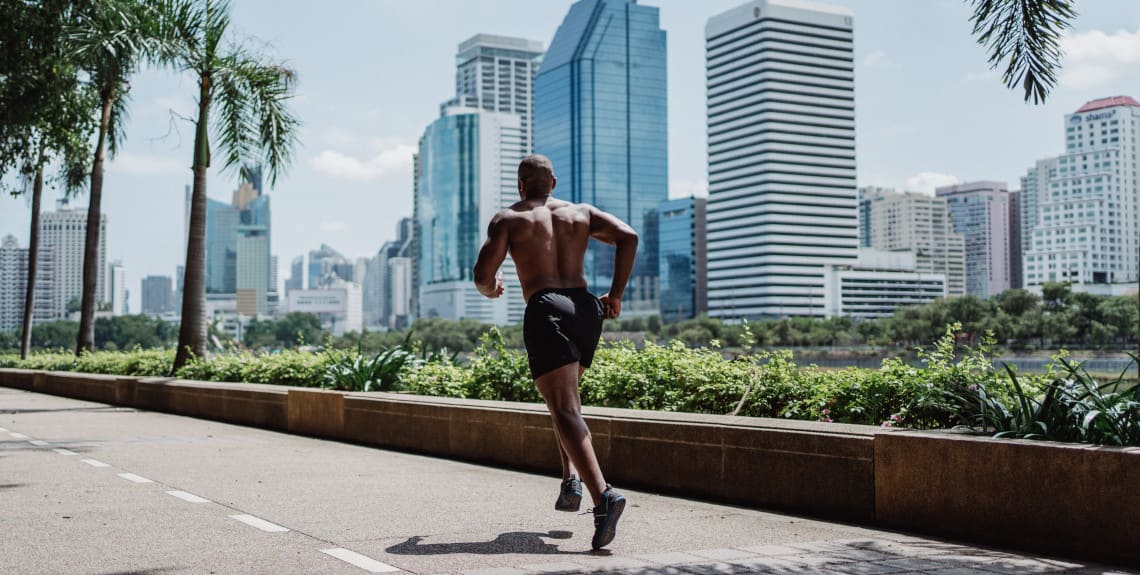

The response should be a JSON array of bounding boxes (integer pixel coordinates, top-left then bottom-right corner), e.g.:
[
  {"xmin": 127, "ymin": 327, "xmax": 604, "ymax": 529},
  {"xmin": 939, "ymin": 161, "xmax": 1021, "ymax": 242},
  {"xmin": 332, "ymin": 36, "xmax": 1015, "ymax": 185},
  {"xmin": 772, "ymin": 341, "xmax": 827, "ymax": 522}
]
[{"xmin": 473, "ymin": 154, "xmax": 638, "ymax": 550}]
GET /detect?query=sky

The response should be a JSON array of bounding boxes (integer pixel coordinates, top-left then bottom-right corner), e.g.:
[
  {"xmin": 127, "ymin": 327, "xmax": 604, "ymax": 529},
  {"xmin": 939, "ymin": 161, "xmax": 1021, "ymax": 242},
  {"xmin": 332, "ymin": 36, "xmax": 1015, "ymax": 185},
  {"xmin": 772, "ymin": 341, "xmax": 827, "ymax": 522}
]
[{"xmin": 2, "ymin": 0, "xmax": 1139, "ymax": 311}]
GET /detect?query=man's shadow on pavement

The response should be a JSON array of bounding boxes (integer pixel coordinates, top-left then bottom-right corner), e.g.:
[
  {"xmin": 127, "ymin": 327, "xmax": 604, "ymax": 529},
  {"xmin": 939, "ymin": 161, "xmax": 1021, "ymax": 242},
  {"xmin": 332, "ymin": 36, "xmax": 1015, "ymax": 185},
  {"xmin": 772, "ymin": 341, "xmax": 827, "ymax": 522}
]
[{"xmin": 385, "ymin": 530, "xmax": 603, "ymax": 556}]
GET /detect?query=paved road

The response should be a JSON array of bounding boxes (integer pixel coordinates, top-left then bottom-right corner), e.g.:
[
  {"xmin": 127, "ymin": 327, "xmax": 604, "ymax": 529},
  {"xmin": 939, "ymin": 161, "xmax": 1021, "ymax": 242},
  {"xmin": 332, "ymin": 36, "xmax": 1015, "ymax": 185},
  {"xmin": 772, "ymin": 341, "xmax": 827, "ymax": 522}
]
[{"xmin": 0, "ymin": 386, "xmax": 1134, "ymax": 575}]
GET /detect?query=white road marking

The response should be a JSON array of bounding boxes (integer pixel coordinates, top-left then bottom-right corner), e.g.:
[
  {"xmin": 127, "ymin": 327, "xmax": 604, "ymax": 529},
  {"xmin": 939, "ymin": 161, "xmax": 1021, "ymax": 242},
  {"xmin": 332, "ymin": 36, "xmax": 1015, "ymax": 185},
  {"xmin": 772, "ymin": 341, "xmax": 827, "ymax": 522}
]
[
  {"xmin": 117, "ymin": 473, "xmax": 153, "ymax": 484},
  {"xmin": 80, "ymin": 458, "xmax": 111, "ymax": 468},
  {"xmin": 9, "ymin": 432, "xmax": 28, "ymax": 439},
  {"xmin": 320, "ymin": 548, "xmax": 401, "ymax": 573},
  {"xmin": 0, "ymin": 427, "xmax": 8, "ymax": 432},
  {"xmin": 53, "ymin": 448, "xmax": 77, "ymax": 456},
  {"xmin": 166, "ymin": 490, "xmax": 211, "ymax": 504},
  {"xmin": 229, "ymin": 514, "xmax": 289, "ymax": 533},
  {"xmin": 28, "ymin": 439, "xmax": 49, "ymax": 446}
]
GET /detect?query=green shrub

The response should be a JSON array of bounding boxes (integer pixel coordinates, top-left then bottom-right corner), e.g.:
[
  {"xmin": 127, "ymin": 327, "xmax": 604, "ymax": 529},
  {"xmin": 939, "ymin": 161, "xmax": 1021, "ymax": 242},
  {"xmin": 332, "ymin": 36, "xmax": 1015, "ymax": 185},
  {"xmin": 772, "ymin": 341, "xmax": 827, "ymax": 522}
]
[
  {"xmin": 323, "ymin": 334, "xmax": 420, "ymax": 392},
  {"xmin": 464, "ymin": 329, "xmax": 536, "ymax": 402},
  {"xmin": 175, "ymin": 350, "xmax": 327, "ymax": 387},
  {"xmin": 401, "ymin": 362, "xmax": 469, "ymax": 398}
]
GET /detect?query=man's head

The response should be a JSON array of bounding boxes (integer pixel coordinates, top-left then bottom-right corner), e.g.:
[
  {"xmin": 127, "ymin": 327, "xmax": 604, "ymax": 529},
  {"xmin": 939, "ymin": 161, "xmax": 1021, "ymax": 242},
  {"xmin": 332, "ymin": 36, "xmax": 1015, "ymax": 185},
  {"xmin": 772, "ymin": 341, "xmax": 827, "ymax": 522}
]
[{"xmin": 518, "ymin": 154, "xmax": 556, "ymax": 198}]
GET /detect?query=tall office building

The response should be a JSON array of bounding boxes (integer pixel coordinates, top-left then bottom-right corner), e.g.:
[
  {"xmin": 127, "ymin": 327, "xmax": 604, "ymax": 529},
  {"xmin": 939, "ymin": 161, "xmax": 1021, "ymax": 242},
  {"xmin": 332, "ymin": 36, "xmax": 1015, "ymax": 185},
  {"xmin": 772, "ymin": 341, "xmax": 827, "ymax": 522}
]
[
  {"xmin": 236, "ymin": 232, "xmax": 270, "ymax": 316},
  {"xmin": 41, "ymin": 201, "xmax": 107, "ymax": 319},
  {"xmin": 657, "ymin": 197, "xmax": 707, "ymax": 322},
  {"xmin": 445, "ymin": 34, "xmax": 544, "ymax": 153},
  {"xmin": 366, "ymin": 218, "xmax": 414, "ymax": 329},
  {"xmin": 1024, "ymin": 96, "xmax": 1140, "ymax": 289},
  {"xmin": 141, "ymin": 275, "xmax": 174, "ymax": 315},
  {"xmin": 199, "ymin": 169, "xmax": 272, "ymax": 301},
  {"xmin": 1008, "ymin": 190, "xmax": 1023, "ymax": 288},
  {"xmin": 858, "ymin": 187, "xmax": 966, "ymax": 296},
  {"xmin": 705, "ymin": 0, "xmax": 857, "ymax": 319},
  {"xmin": 0, "ymin": 235, "xmax": 54, "ymax": 332},
  {"xmin": 936, "ymin": 182, "xmax": 1012, "ymax": 298},
  {"xmin": 387, "ymin": 257, "xmax": 413, "ymax": 329},
  {"xmin": 285, "ymin": 255, "xmax": 304, "ymax": 294},
  {"xmin": 1018, "ymin": 157, "xmax": 1058, "ymax": 265},
  {"xmin": 108, "ymin": 260, "xmax": 127, "ymax": 316},
  {"xmin": 414, "ymin": 107, "xmax": 527, "ymax": 325},
  {"xmin": 307, "ymin": 244, "xmax": 354, "ymax": 288},
  {"xmin": 535, "ymin": 0, "xmax": 668, "ymax": 316}
]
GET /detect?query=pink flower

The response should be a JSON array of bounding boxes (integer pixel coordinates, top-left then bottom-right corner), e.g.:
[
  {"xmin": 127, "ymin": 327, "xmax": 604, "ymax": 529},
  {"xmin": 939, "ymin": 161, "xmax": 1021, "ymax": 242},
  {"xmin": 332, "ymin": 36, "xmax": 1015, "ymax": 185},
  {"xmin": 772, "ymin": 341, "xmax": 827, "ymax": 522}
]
[{"xmin": 881, "ymin": 421, "xmax": 893, "ymax": 427}]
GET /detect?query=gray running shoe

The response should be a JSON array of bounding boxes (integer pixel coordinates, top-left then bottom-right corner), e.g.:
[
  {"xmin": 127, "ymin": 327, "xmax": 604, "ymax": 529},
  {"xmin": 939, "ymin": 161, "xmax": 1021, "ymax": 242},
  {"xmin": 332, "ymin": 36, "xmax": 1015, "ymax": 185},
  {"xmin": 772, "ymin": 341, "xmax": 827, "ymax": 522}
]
[
  {"xmin": 591, "ymin": 484, "xmax": 627, "ymax": 550},
  {"xmin": 555, "ymin": 476, "xmax": 582, "ymax": 512}
]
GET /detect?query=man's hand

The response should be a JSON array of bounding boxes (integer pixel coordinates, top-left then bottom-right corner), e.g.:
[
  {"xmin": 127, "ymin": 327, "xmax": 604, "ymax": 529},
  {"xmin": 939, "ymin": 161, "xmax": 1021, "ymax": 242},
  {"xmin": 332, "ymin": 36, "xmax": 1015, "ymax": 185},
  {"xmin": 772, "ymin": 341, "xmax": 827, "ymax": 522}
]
[
  {"xmin": 599, "ymin": 293, "xmax": 621, "ymax": 319},
  {"xmin": 487, "ymin": 272, "xmax": 504, "ymax": 298}
]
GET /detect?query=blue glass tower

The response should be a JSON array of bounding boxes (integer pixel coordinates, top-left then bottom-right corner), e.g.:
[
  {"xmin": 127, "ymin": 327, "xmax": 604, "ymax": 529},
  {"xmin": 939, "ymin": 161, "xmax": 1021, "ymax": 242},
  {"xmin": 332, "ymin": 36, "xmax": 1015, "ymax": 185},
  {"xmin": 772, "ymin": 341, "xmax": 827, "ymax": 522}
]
[
  {"xmin": 205, "ymin": 198, "xmax": 239, "ymax": 294},
  {"xmin": 657, "ymin": 197, "xmax": 707, "ymax": 322},
  {"xmin": 534, "ymin": 0, "xmax": 668, "ymax": 315}
]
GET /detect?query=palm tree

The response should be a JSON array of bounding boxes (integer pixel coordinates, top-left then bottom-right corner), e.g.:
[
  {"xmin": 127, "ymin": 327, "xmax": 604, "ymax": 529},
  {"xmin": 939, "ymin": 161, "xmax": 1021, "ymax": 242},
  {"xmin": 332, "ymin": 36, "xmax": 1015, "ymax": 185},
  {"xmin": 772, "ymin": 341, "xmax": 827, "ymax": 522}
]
[
  {"xmin": 68, "ymin": 0, "xmax": 168, "ymax": 355},
  {"xmin": 0, "ymin": 0, "xmax": 96, "ymax": 359},
  {"xmin": 967, "ymin": 0, "xmax": 1077, "ymax": 104},
  {"xmin": 161, "ymin": 0, "xmax": 300, "ymax": 372}
]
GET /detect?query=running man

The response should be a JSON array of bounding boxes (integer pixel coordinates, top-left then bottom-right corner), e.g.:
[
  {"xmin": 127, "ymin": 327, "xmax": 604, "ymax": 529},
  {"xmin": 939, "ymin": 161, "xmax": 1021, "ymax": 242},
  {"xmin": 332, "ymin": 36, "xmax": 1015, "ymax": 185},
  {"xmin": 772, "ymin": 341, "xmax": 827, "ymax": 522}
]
[{"xmin": 473, "ymin": 154, "xmax": 638, "ymax": 550}]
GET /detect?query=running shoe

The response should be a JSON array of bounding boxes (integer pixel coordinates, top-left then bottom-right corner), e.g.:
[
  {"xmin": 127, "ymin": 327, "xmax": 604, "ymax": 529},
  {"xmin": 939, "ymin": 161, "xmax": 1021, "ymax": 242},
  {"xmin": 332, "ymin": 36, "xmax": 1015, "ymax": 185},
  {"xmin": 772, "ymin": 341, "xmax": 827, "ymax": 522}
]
[
  {"xmin": 555, "ymin": 476, "xmax": 582, "ymax": 512},
  {"xmin": 590, "ymin": 484, "xmax": 627, "ymax": 550}
]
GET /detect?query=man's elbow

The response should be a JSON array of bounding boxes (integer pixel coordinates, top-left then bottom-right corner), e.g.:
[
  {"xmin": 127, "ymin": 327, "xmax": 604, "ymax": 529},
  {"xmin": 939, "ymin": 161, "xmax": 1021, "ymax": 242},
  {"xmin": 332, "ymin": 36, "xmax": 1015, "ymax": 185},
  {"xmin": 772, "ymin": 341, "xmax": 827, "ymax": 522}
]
[
  {"xmin": 473, "ymin": 266, "xmax": 493, "ymax": 294},
  {"xmin": 620, "ymin": 228, "xmax": 639, "ymax": 248}
]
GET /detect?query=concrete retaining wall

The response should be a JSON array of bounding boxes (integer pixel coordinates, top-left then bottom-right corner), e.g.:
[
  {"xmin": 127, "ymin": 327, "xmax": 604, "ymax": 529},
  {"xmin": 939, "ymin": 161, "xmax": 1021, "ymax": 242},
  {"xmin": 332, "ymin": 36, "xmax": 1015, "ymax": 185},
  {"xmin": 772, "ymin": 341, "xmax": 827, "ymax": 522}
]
[{"xmin": 1, "ymin": 368, "xmax": 1136, "ymax": 565}]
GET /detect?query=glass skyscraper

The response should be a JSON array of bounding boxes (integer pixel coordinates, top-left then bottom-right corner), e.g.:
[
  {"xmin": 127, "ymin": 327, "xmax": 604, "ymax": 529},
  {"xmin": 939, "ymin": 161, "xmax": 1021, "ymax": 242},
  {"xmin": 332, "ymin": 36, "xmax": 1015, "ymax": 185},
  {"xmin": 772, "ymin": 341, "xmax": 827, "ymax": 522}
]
[
  {"xmin": 414, "ymin": 108, "xmax": 526, "ymax": 325},
  {"xmin": 534, "ymin": 0, "xmax": 668, "ymax": 315},
  {"xmin": 201, "ymin": 168, "xmax": 271, "ymax": 299},
  {"xmin": 657, "ymin": 197, "xmax": 707, "ymax": 322}
]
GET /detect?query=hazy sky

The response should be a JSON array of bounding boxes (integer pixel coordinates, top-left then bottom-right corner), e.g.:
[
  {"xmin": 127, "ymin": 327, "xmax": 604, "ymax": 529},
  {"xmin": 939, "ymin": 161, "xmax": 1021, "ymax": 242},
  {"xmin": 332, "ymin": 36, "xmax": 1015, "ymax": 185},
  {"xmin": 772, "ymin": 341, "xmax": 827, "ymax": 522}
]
[{"xmin": 2, "ymin": 0, "xmax": 1139, "ymax": 309}]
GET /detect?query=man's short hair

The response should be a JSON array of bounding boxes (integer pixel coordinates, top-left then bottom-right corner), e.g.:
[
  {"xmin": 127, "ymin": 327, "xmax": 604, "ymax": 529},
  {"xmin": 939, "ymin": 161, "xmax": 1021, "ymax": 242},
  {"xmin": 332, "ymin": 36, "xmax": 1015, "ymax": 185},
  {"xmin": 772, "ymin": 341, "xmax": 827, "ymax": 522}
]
[{"xmin": 518, "ymin": 154, "xmax": 554, "ymax": 195}]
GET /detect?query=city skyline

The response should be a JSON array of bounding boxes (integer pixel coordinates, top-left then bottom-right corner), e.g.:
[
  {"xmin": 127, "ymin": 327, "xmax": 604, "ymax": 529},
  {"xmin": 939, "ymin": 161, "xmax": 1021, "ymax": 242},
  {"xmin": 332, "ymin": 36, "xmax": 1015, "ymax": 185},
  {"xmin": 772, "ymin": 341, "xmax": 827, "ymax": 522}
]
[{"xmin": 1, "ymin": 0, "xmax": 1138, "ymax": 308}]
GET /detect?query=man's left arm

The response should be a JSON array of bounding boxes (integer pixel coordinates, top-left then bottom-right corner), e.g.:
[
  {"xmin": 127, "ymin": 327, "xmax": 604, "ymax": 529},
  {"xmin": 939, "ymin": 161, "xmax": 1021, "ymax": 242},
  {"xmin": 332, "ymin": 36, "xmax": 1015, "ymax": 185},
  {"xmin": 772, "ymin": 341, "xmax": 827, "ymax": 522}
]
[{"xmin": 473, "ymin": 214, "xmax": 508, "ymax": 298}]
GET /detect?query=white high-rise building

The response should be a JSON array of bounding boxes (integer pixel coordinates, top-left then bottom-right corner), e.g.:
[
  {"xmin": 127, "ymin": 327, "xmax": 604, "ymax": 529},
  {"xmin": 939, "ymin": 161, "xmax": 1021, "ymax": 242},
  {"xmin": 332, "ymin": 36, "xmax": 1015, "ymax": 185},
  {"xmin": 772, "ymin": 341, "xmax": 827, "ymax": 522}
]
[
  {"xmin": 858, "ymin": 187, "xmax": 966, "ymax": 296},
  {"xmin": 705, "ymin": 0, "xmax": 857, "ymax": 319},
  {"xmin": 108, "ymin": 260, "xmax": 126, "ymax": 316},
  {"xmin": 445, "ymin": 34, "xmax": 544, "ymax": 153},
  {"xmin": 1024, "ymin": 96, "xmax": 1140, "ymax": 288},
  {"xmin": 0, "ymin": 235, "xmax": 55, "ymax": 332},
  {"xmin": 41, "ymin": 202, "xmax": 106, "ymax": 319}
]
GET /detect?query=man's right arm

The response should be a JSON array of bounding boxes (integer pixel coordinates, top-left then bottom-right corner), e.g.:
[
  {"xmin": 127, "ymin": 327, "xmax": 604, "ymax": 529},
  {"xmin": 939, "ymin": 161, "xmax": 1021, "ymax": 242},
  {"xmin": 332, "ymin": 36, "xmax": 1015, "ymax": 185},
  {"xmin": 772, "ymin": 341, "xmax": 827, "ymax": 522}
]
[{"xmin": 588, "ymin": 206, "xmax": 638, "ymax": 318}]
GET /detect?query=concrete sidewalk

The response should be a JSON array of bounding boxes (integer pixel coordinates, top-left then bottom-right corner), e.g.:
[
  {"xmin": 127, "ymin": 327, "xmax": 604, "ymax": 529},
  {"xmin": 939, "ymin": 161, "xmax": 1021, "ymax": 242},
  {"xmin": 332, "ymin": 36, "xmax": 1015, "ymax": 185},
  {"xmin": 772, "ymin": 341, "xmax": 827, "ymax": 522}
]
[{"xmin": 0, "ymin": 386, "xmax": 1133, "ymax": 575}]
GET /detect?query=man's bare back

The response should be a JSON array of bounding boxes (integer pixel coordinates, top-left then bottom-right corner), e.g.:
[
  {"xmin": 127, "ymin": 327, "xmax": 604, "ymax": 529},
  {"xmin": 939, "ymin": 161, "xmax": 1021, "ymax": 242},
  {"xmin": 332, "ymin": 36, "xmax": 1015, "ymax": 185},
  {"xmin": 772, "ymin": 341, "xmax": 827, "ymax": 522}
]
[{"xmin": 474, "ymin": 193, "xmax": 637, "ymax": 317}]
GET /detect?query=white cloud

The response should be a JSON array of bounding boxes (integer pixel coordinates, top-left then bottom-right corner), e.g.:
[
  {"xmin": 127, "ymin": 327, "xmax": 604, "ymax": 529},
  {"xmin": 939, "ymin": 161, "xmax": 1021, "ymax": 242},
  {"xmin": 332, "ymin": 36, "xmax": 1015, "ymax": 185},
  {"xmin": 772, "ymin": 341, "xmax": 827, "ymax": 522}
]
[
  {"xmin": 309, "ymin": 143, "xmax": 416, "ymax": 181},
  {"xmin": 320, "ymin": 221, "xmax": 348, "ymax": 233},
  {"xmin": 963, "ymin": 69, "xmax": 999, "ymax": 83},
  {"xmin": 1060, "ymin": 27, "xmax": 1140, "ymax": 90},
  {"xmin": 905, "ymin": 172, "xmax": 960, "ymax": 195},
  {"xmin": 669, "ymin": 178, "xmax": 708, "ymax": 199},
  {"xmin": 862, "ymin": 49, "xmax": 888, "ymax": 68},
  {"xmin": 106, "ymin": 152, "xmax": 187, "ymax": 176}
]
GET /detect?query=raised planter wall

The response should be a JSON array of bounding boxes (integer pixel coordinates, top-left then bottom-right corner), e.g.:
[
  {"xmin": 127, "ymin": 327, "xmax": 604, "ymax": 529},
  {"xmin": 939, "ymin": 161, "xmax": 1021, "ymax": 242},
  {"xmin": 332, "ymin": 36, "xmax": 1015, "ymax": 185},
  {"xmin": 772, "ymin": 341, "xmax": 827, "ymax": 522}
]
[{"xmin": 1, "ymin": 368, "xmax": 1136, "ymax": 566}]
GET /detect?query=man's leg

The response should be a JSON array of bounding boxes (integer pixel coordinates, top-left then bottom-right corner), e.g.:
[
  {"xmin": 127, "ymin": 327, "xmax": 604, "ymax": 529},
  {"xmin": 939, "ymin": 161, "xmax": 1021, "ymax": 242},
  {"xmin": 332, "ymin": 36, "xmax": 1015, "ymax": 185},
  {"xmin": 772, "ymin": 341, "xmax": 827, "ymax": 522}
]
[
  {"xmin": 535, "ymin": 362, "xmax": 607, "ymax": 506},
  {"xmin": 549, "ymin": 365, "xmax": 589, "ymax": 480}
]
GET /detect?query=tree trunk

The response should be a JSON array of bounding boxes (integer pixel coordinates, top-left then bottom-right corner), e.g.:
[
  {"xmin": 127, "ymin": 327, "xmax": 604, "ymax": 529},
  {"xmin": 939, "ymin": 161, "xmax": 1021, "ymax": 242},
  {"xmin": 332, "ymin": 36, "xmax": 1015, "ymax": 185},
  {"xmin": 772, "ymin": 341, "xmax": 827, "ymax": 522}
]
[
  {"xmin": 76, "ymin": 94, "xmax": 114, "ymax": 355},
  {"xmin": 20, "ymin": 166, "xmax": 45, "ymax": 360},
  {"xmin": 172, "ymin": 77, "xmax": 212, "ymax": 374}
]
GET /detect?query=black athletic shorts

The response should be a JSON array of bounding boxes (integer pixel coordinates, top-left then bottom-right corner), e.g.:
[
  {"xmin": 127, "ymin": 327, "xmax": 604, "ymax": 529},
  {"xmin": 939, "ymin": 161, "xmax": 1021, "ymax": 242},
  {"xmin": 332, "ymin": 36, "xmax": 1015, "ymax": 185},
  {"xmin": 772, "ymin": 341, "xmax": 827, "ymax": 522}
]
[{"xmin": 523, "ymin": 287, "xmax": 605, "ymax": 379}]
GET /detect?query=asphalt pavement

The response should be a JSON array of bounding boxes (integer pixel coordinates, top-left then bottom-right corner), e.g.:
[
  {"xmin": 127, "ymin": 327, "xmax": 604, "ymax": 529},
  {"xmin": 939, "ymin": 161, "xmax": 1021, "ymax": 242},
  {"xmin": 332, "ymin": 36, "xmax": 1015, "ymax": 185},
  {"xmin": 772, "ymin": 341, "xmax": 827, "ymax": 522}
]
[{"xmin": 0, "ymin": 386, "xmax": 1134, "ymax": 575}]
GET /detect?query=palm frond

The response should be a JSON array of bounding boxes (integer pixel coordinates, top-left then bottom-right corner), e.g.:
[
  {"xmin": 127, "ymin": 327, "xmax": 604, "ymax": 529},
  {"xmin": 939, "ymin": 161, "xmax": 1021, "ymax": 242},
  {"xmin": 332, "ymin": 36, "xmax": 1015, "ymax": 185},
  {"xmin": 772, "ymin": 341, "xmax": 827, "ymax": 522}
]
[
  {"xmin": 213, "ymin": 49, "xmax": 299, "ymax": 186},
  {"xmin": 968, "ymin": 0, "xmax": 1077, "ymax": 104}
]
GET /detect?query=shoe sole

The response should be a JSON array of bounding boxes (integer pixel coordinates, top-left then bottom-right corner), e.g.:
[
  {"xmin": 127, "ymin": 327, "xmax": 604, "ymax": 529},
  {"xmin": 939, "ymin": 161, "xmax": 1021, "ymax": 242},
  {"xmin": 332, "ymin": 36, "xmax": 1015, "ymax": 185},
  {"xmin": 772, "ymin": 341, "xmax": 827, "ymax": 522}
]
[
  {"xmin": 591, "ymin": 495, "xmax": 626, "ymax": 550},
  {"xmin": 555, "ymin": 492, "xmax": 581, "ymax": 512}
]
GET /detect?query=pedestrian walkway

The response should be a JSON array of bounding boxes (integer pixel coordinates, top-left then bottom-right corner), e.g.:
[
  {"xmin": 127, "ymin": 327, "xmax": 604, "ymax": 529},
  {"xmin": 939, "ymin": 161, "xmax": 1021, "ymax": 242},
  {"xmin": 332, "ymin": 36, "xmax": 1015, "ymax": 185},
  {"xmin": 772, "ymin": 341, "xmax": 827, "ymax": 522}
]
[{"xmin": 0, "ymin": 386, "xmax": 1133, "ymax": 575}]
